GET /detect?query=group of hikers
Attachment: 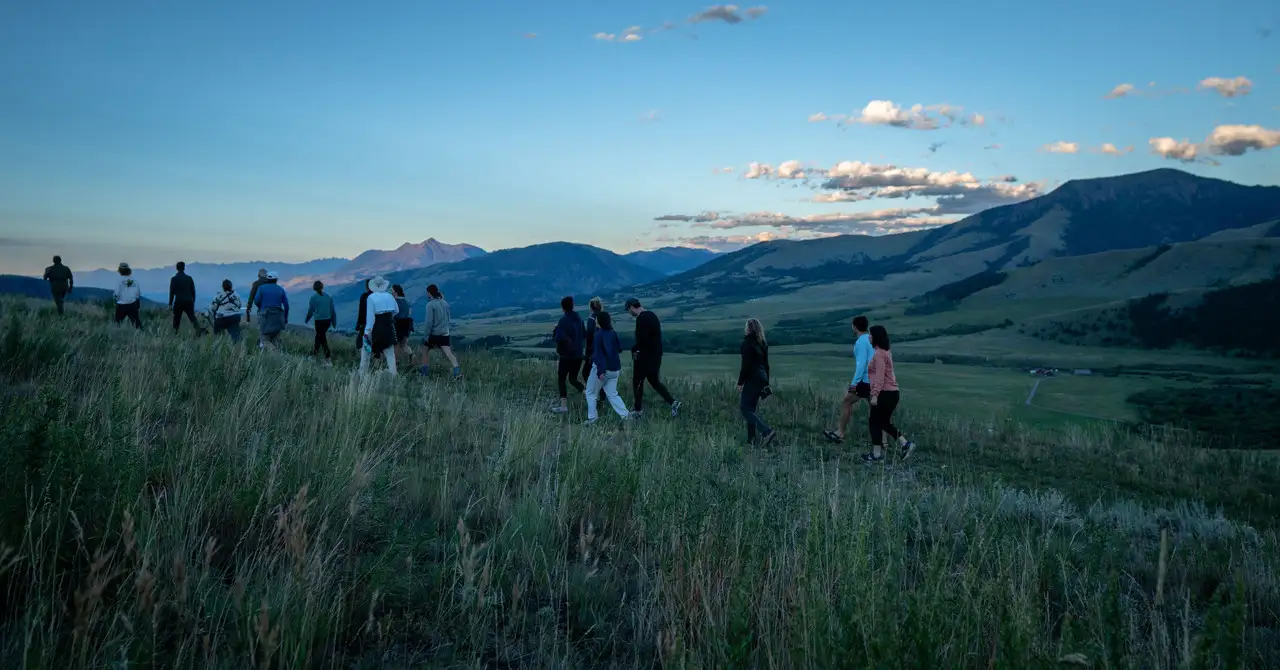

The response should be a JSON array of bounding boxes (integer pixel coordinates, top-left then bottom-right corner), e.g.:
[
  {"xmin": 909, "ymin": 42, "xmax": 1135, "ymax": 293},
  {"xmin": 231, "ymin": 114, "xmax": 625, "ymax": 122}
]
[{"xmin": 42, "ymin": 256, "xmax": 916, "ymax": 461}]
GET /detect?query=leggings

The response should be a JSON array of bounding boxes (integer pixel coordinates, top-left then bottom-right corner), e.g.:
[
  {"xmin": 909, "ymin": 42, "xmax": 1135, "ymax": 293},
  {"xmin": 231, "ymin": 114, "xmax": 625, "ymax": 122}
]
[
  {"xmin": 313, "ymin": 319, "xmax": 332, "ymax": 358},
  {"xmin": 558, "ymin": 357, "xmax": 585, "ymax": 398},
  {"xmin": 869, "ymin": 390, "xmax": 902, "ymax": 446},
  {"xmin": 632, "ymin": 355, "xmax": 674, "ymax": 412},
  {"xmin": 114, "ymin": 303, "xmax": 142, "ymax": 329}
]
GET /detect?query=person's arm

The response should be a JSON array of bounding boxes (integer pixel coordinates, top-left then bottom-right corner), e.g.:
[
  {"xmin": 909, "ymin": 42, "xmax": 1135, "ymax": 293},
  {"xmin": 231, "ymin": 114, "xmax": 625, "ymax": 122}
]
[
  {"xmin": 763, "ymin": 344, "xmax": 771, "ymax": 383},
  {"xmin": 282, "ymin": 290, "xmax": 290, "ymax": 321},
  {"xmin": 42, "ymin": 268, "xmax": 51, "ymax": 282},
  {"xmin": 869, "ymin": 351, "xmax": 885, "ymax": 401},
  {"xmin": 593, "ymin": 332, "xmax": 607, "ymax": 377},
  {"xmin": 113, "ymin": 282, "xmax": 121, "ymax": 301},
  {"xmin": 168, "ymin": 277, "xmax": 176, "ymax": 307},
  {"xmin": 329, "ymin": 296, "xmax": 337, "ymax": 328},
  {"xmin": 67, "ymin": 270, "xmax": 73, "ymax": 292},
  {"xmin": 305, "ymin": 296, "xmax": 315, "ymax": 324},
  {"xmin": 737, "ymin": 340, "xmax": 750, "ymax": 387},
  {"xmin": 365, "ymin": 298, "xmax": 376, "ymax": 340}
]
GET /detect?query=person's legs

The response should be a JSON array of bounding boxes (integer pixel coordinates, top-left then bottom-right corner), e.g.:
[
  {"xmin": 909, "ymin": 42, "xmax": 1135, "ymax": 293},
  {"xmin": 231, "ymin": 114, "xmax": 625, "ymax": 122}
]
[
  {"xmin": 740, "ymin": 382, "xmax": 772, "ymax": 442},
  {"xmin": 868, "ymin": 401, "xmax": 891, "ymax": 458},
  {"xmin": 52, "ymin": 289, "xmax": 66, "ymax": 315},
  {"xmin": 583, "ymin": 365, "xmax": 602, "ymax": 421},
  {"xmin": 643, "ymin": 357, "xmax": 676, "ymax": 405},
  {"xmin": 631, "ymin": 360, "xmax": 646, "ymax": 412},
  {"xmin": 227, "ymin": 319, "xmax": 242, "ymax": 343},
  {"xmin": 603, "ymin": 371, "xmax": 630, "ymax": 418},
  {"xmin": 359, "ymin": 342, "xmax": 371, "ymax": 373},
  {"xmin": 181, "ymin": 302, "xmax": 200, "ymax": 330},
  {"xmin": 382, "ymin": 347, "xmax": 397, "ymax": 375},
  {"xmin": 115, "ymin": 304, "xmax": 126, "ymax": 324},
  {"xmin": 127, "ymin": 303, "xmax": 142, "ymax": 329},
  {"xmin": 317, "ymin": 320, "xmax": 332, "ymax": 358},
  {"xmin": 172, "ymin": 305, "xmax": 182, "ymax": 332},
  {"xmin": 440, "ymin": 345, "xmax": 461, "ymax": 377},
  {"xmin": 877, "ymin": 391, "xmax": 902, "ymax": 443}
]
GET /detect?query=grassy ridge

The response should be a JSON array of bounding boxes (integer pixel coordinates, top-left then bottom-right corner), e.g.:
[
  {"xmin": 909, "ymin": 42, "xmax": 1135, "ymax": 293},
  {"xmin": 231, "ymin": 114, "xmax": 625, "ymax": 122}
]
[{"xmin": 1, "ymin": 299, "xmax": 1277, "ymax": 668}]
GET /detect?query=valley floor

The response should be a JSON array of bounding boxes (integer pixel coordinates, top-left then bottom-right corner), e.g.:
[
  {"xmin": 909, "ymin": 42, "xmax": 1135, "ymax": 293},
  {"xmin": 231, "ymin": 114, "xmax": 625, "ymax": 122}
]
[{"xmin": 1, "ymin": 299, "xmax": 1278, "ymax": 668}]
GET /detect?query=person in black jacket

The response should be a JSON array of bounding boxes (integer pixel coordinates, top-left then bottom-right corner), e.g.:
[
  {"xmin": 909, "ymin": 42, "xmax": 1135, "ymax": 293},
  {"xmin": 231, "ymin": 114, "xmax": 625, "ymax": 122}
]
[
  {"xmin": 245, "ymin": 268, "xmax": 267, "ymax": 324},
  {"xmin": 581, "ymin": 297, "xmax": 603, "ymax": 386},
  {"xmin": 738, "ymin": 318, "xmax": 776, "ymax": 445},
  {"xmin": 551, "ymin": 296, "xmax": 587, "ymax": 414},
  {"xmin": 354, "ymin": 279, "xmax": 373, "ymax": 347},
  {"xmin": 43, "ymin": 255, "xmax": 74, "ymax": 315},
  {"xmin": 624, "ymin": 297, "xmax": 681, "ymax": 418},
  {"xmin": 169, "ymin": 261, "xmax": 204, "ymax": 335}
]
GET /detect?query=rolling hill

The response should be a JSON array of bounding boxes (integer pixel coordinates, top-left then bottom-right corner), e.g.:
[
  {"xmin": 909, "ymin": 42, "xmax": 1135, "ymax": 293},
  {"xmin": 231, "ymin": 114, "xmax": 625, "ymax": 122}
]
[
  {"xmin": 0, "ymin": 275, "xmax": 162, "ymax": 307},
  {"xmin": 285, "ymin": 238, "xmax": 486, "ymax": 290},
  {"xmin": 74, "ymin": 258, "xmax": 350, "ymax": 304},
  {"xmin": 635, "ymin": 169, "xmax": 1280, "ymax": 307},
  {"xmin": 328, "ymin": 242, "xmax": 665, "ymax": 322},
  {"xmin": 623, "ymin": 247, "xmax": 718, "ymax": 276}
]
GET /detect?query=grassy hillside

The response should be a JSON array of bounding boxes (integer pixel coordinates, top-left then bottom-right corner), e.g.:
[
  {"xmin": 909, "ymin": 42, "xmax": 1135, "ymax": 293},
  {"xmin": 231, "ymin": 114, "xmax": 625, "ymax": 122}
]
[{"xmin": 1, "ymin": 298, "xmax": 1278, "ymax": 667}]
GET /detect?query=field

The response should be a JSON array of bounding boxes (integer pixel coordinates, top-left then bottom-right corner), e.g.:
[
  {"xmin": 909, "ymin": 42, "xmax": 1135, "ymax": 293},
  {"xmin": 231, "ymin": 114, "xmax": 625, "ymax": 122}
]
[{"xmin": 2, "ymin": 298, "xmax": 1279, "ymax": 668}]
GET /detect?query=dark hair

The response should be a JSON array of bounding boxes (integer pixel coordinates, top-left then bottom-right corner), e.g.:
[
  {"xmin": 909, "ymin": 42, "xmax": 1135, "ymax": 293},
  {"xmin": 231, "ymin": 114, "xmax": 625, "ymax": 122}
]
[
  {"xmin": 625, "ymin": 297, "xmax": 642, "ymax": 310},
  {"xmin": 222, "ymin": 279, "xmax": 233, "ymax": 292},
  {"xmin": 392, "ymin": 284, "xmax": 405, "ymax": 297},
  {"xmin": 119, "ymin": 266, "xmax": 132, "ymax": 277},
  {"xmin": 853, "ymin": 315, "xmax": 869, "ymax": 332},
  {"xmin": 596, "ymin": 311, "xmax": 613, "ymax": 330},
  {"xmin": 53, "ymin": 255, "xmax": 62, "ymax": 264},
  {"xmin": 869, "ymin": 325, "xmax": 890, "ymax": 351},
  {"xmin": 427, "ymin": 284, "xmax": 443, "ymax": 299},
  {"xmin": 312, "ymin": 280, "xmax": 324, "ymax": 292},
  {"xmin": 176, "ymin": 261, "xmax": 186, "ymax": 272},
  {"xmin": 561, "ymin": 296, "xmax": 574, "ymax": 312}
]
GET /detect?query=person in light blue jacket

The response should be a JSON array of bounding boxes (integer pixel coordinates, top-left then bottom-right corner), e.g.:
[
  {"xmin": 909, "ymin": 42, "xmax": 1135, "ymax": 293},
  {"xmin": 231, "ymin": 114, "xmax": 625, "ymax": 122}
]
[
  {"xmin": 824, "ymin": 314, "xmax": 872, "ymax": 444},
  {"xmin": 583, "ymin": 311, "xmax": 631, "ymax": 425}
]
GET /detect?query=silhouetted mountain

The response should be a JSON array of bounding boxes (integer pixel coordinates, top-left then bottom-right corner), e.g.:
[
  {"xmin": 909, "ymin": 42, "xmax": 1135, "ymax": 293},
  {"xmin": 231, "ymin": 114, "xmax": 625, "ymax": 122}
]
[
  {"xmin": 623, "ymin": 247, "xmax": 718, "ymax": 275},
  {"xmin": 0, "ymin": 275, "xmax": 162, "ymax": 307},
  {"xmin": 329, "ymin": 242, "xmax": 663, "ymax": 321},
  {"xmin": 290, "ymin": 238, "xmax": 486, "ymax": 289},
  {"xmin": 74, "ymin": 258, "xmax": 349, "ymax": 303},
  {"xmin": 638, "ymin": 169, "xmax": 1280, "ymax": 303}
]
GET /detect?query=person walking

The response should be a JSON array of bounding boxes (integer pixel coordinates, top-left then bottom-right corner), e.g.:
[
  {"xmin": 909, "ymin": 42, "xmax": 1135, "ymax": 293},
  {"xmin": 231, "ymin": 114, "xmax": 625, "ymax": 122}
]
[
  {"xmin": 354, "ymin": 279, "xmax": 372, "ymax": 349},
  {"xmin": 360, "ymin": 276, "xmax": 399, "ymax": 376},
  {"xmin": 304, "ymin": 280, "xmax": 337, "ymax": 362},
  {"xmin": 209, "ymin": 279, "xmax": 243, "ymax": 341},
  {"xmin": 169, "ymin": 261, "xmax": 204, "ymax": 335},
  {"xmin": 420, "ymin": 284, "xmax": 461, "ymax": 380},
  {"xmin": 863, "ymin": 325, "xmax": 917, "ymax": 463},
  {"xmin": 112, "ymin": 263, "xmax": 142, "ymax": 329},
  {"xmin": 583, "ymin": 311, "xmax": 631, "ymax": 424},
  {"xmin": 738, "ymin": 318, "xmax": 776, "ymax": 446},
  {"xmin": 253, "ymin": 271, "xmax": 290, "ymax": 349},
  {"xmin": 624, "ymin": 297, "xmax": 681, "ymax": 418},
  {"xmin": 581, "ymin": 297, "xmax": 603, "ymax": 388},
  {"xmin": 392, "ymin": 284, "xmax": 414, "ymax": 364},
  {"xmin": 823, "ymin": 315, "xmax": 873, "ymax": 445},
  {"xmin": 551, "ymin": 296, "xmax": 586, "ymax": 414},
  {"xmin": 42, "ymin": 256, "xmax": 74, "ymax": 315},
  {"xmin": 244, "ymin": 268, "xmax": 267, "ymax": 324}
]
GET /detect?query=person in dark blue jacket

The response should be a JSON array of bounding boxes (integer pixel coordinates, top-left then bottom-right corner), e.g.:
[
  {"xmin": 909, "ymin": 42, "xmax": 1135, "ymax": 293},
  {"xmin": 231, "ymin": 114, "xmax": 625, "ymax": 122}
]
[
  {"xmin": 551, "ymin": 296, "xmax": 586, "ymax": 414},
  {"xmin": 583, "ymin": 311, "xmax": 631, "ymax": 424},
  {"xmin": 253, "ymin": 271, "xmax": 290, "ymax": 350}
]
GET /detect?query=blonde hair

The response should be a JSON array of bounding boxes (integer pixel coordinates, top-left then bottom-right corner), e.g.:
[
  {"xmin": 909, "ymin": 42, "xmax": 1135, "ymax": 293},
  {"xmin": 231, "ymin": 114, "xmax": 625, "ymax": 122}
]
[
  {"xmin": 745, "ymin": 318, "xmax": 766, "ymax": 345},
  {"xmin": 589, "ymin": 297, "xmax": 603, "ymax": 313}
]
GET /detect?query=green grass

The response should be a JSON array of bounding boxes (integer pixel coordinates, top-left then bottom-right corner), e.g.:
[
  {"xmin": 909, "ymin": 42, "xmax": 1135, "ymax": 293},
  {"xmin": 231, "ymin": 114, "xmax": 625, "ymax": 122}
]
[{"xmin": 1, "ymin": 298, "xmax": 1278, "ymax": 668}]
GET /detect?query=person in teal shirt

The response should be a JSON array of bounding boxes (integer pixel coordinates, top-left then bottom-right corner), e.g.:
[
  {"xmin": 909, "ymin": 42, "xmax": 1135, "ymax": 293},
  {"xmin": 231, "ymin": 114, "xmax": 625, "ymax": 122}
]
[
  {"xmin": 304, "ymin": 280, "xmax": 337, "ymax": 362},
  {"xmin": 824, "ymin": 315, "xmax": 872, "ymax": 444}
]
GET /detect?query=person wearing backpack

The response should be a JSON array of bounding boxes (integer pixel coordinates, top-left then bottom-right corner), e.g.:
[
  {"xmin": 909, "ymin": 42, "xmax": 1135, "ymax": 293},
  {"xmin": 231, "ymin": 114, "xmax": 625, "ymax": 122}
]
[
  {"xmin": 550, "ymin": 296, "xmax": 586, "ymax": 414},
  {"xmin": 583, "ymin": 311, "xmax": 631, "ymax": 425}
]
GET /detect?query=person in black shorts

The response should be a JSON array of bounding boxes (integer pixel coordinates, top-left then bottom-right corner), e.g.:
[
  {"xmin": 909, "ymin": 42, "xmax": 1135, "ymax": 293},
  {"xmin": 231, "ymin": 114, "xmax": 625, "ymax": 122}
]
[
  {"xmin": 824, "ymin": 315, "xmax": 873, "ymax": 444},
  {"xmin": 420, "ymin": 284, "xmax": 461, "ymax": 380}
]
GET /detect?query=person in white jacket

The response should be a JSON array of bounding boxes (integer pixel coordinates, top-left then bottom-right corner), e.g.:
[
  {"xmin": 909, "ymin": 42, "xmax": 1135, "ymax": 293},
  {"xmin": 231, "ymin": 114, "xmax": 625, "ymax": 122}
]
[
  {"xmin": 360, "ymin": 276, "xmax": 399, "ymax": 375},
  {"xmin": 113, "ymin": 263, "xmax": 142, "ymax": 329},
  {"xmin": 208, "ymin": 279, "xmax": 243, "ymax": 341}
]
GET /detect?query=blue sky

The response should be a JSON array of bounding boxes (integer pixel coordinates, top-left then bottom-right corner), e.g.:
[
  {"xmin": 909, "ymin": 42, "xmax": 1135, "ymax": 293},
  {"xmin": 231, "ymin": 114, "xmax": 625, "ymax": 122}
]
[{"xmin": 2, "ymin": 1, "xmax": 1278, "ymax": 274}]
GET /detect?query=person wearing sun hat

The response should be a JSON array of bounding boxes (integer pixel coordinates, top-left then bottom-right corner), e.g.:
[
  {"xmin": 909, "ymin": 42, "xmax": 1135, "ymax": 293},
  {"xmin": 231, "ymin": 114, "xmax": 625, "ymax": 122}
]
[
  {"xmin": 360, "ymin": 276, "xmax": 399, "ymax": 375},
  {"xmin": 253, "ymin": 270, "xmax": 290, "ymax": 349}
]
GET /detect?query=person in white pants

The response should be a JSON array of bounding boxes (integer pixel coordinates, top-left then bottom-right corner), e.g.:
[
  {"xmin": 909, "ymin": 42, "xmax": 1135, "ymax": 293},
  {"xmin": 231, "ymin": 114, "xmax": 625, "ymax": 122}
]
[
  {"xmin": 360, "ymin": 276, "xmax": 399, "ymax": 375},
  {"xmin": 584, "ymin": 311, "xmax": 630, "ymax": 423}
]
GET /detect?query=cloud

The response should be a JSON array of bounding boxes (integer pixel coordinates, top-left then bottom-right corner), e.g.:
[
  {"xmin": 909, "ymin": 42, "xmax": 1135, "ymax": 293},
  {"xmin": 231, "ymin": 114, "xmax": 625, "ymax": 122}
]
[
  {"xmin": 690, "ymin": 5, "xmax": 768, "ymax": 24},
  {"xmin": 968, "ymin": 113, "xmax": 986, "ymax": 127},
  {"xmin": 1092, "ymin": 143, "xmax": 1134, "ymax": 155},
  {"xmin": 1149, "ymin": 137, "xmax": 1199, "ymax": 162},
  {"xmin": 744, "ymin": 162, "xmax": 773, "ymax": 179},
  {"xmin": 1198, "ymin": 76, "xmax": 1253, "ymax": 98},
  {"xmin": 694, "ymin": 209, "xmax": 958, "ymax": 235},
  {"xmin": 524, "ymin": 32, "xmax": 537, "ymax": 39},
  {"xmin": 654, "ymin": 212, "xmax": 721, "ymax": 223},
  {"xmin": 1206, "ymin": 124, "xmax": 1280, "ymax": 155},
  {"xmin": 775, "ymin": 160, "xmax": 808, "ymax": 179},
  {"xmin": 593, "ymin": 30, "xmax": 643, "ymax": 42},
  {"xmin": 715, "ymin": 166, "xmax": 734, "ymax": 173},
  {"xmin": 927, "ymin": 142, "xmax": 945, "ymax": 154},
  {"xmin": 808, "ymin": 112, "xmax": 829, "ymax": 122},
  {"xmin": 638, "ymin": 110, "xmax": 661, "ymax": 123},
  {"xmin": 656, "ymin": 231, "xmax": 794, "ymax": 252},
  {"xmin": 1041, "ymin": 141, "xmax": 1080, "ymax": 154},
  {"xmin": 1104, "ymin": 83, "xmax": 1135, "ymax": 99},
  {"xmin": 853, "ymin": 100, "xmax": 939, "ymax": 130},
  {"xmin": 984, "ymin": 144, "xmax": 1002, "ymax": 150}
]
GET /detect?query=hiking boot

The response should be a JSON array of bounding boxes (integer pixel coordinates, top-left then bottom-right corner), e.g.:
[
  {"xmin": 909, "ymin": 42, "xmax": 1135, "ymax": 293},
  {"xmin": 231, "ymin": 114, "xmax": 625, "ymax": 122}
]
[{"xmin": 670, "ymin": 400, "xmax": 683, "ymax": 418}]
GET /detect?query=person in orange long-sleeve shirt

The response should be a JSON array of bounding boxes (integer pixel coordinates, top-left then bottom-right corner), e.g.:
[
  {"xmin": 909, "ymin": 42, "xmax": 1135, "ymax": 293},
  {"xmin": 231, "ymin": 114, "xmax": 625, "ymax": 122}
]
[{"xmin": 863, "ymin": 325, "xmax": 917, "ymax": 463}]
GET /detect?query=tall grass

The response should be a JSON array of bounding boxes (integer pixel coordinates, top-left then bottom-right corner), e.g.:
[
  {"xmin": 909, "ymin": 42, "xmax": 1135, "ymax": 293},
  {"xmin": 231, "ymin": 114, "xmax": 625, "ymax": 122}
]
[{"xmin": 1, "ymin": 298, "xmax": 1277, "ymax": 668}]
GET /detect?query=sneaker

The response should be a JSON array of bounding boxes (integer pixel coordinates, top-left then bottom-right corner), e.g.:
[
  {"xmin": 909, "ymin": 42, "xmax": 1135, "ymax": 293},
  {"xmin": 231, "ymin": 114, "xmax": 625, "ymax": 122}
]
[
  {"xmin": 860, "ymin": 452, "xmax": 884, "ymax": 464},
  {"xmin": 550, "ymin": 406, "xmax": 568, "ymax": 414},
  {"xmin": 418, "ymin": 365, "xmax": 430, "ymax": 376},
  {"xmin": 670, "ymin": 400, "xmax": 683, "ymax": 418},
  {"xmin": 901, "ymin": 440, "xmax": 916, "ymax": 460},
  {"xmin": 582, "ymin": 418, "xmax": 598, "ymax": 426},
  {"xmin": 628, "ymin": 410, "xmax": 644, "ymax": 420}
]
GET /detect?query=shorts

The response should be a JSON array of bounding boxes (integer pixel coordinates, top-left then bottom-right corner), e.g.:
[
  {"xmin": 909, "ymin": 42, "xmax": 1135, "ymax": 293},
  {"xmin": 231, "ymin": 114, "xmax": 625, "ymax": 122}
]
[
  {"xmin": 424, "ymin": 334, "xmax": 451, "ymax": 349},
  {"xmin": 395, "ymin": 318, "xmax": 413, "ymax": 344},
  {"xmin": 848, "ymin": 382, "xmax": 871, "ymax": 399}
]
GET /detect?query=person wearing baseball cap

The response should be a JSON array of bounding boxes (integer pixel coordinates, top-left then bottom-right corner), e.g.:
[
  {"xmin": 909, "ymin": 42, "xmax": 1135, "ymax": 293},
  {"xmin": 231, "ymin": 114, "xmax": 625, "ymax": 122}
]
[
  {"xmin": 253, "ymin": 271, "xmax": 289, "ymax": 349},
  {"xmin": 624, "ymin": 297, "xmax": 681, "ymax": 418}
]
